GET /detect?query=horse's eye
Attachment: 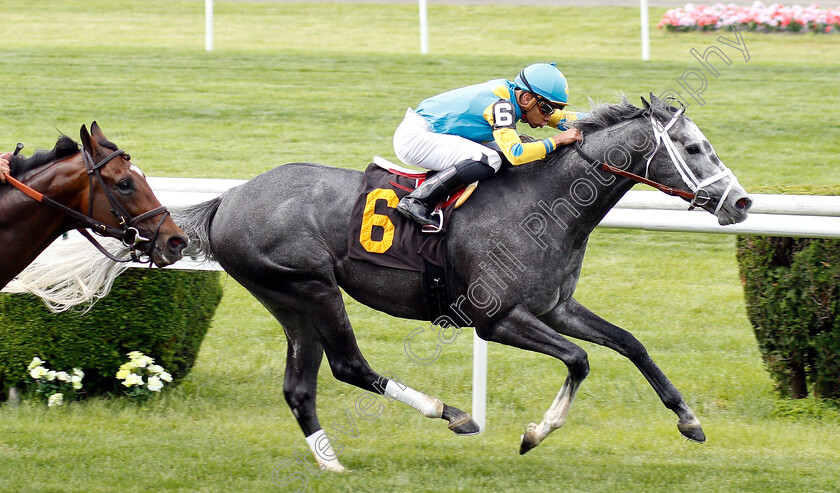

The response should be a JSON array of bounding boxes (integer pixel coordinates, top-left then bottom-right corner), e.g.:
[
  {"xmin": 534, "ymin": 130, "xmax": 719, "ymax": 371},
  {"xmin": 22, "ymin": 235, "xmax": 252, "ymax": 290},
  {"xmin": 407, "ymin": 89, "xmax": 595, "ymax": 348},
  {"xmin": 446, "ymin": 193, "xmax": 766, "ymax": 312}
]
[
  {"xmin": 686, "ymin": 145, "xmax": 701, "ymax": 155},
  {"xmin": 117, "ymin": 178, "xmax": 133, "ymax": 192}
]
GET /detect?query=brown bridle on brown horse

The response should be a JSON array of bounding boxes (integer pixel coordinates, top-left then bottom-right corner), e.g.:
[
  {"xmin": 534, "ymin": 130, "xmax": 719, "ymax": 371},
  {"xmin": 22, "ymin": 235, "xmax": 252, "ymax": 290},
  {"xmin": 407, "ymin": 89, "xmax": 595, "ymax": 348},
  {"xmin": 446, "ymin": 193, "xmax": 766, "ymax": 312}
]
[{"xmin": 0, "ymin": 122, "xmax": 187, "ymax": 288}]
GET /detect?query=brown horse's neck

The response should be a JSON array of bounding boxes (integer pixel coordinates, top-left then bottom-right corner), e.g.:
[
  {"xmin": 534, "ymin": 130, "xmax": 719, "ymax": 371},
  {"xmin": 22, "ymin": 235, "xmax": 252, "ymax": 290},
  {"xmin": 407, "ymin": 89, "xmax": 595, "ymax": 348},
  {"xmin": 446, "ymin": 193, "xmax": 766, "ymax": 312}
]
[{"xmin": 0, "ymin": 152, "xmax": 89, "ymax": 287}]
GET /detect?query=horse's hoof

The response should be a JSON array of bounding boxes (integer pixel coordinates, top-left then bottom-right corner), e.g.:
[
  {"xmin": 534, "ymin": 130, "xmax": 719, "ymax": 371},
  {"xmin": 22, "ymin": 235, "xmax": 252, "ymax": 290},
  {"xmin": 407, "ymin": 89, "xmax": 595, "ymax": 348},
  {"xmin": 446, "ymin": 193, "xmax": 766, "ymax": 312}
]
[
  {"xmin": 678, "ymin": 421, "xmax": 706, "ymax": 443},
  {"xmin": 519, "ymin": 423, "xmax": 540, "ymax": 455},
  {"xmin": 443, "ymin": 405, "xmax": 480, "ymax": 435},
  {"xmin": 519, "ymin": 435, "xmax": 539, "ymax": 455},
  {"xmin": 447, "ymin": 414, "xmax": 480, "ymax": 435}
]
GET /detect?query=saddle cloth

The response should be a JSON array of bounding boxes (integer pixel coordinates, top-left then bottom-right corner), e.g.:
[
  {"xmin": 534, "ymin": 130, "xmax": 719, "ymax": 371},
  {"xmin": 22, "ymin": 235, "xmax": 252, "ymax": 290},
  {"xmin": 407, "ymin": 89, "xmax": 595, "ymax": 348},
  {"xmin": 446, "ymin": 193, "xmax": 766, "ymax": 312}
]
[{"xmin": 348, "ymin": 161, "xmax": 453, "ymax": 272}]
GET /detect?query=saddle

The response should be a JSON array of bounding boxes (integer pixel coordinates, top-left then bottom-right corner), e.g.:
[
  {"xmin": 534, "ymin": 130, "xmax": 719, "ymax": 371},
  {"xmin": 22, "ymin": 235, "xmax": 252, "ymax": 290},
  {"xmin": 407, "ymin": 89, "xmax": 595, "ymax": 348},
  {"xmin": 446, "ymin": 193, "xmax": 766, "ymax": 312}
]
[{"xmin": 371, "ymin": 156, "xmax": 477, "ymax": 233}]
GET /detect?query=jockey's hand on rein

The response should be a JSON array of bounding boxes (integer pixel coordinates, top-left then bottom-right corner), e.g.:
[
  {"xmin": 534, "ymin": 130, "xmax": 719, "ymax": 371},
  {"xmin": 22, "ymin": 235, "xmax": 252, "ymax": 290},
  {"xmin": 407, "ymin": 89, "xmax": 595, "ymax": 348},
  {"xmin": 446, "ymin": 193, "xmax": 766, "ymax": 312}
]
[{"xmin": 553, "ymin": 128, "xmax": 583, "ymax": 147}]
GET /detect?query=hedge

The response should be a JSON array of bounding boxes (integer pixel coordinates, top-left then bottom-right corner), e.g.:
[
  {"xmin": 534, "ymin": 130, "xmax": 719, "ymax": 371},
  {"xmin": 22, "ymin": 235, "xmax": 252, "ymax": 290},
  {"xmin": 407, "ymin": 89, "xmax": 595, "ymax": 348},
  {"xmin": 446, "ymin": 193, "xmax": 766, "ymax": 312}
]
[
  {"xmin": 0, "ymin": 268, "xmax": 223, "ymax": 400},
  {"xmin": 736, "ymin": 236, "xmax": 840, "ymax": 400}
]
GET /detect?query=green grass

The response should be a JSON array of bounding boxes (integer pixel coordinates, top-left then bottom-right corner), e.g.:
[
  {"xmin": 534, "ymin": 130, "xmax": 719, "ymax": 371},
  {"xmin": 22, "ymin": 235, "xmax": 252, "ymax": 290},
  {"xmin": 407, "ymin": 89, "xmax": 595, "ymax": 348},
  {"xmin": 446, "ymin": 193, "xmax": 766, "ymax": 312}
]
[{"xmin": 1, "ymin": 1, "xmax": 840, "ymax": 492}]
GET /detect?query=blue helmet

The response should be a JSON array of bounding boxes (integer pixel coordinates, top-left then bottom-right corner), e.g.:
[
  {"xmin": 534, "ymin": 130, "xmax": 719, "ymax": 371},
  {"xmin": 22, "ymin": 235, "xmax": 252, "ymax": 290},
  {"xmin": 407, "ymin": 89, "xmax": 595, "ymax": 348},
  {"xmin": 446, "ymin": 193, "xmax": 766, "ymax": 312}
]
[{"xmin": 514, "ymin": 62, "xmax": 570, "ymax": 107}]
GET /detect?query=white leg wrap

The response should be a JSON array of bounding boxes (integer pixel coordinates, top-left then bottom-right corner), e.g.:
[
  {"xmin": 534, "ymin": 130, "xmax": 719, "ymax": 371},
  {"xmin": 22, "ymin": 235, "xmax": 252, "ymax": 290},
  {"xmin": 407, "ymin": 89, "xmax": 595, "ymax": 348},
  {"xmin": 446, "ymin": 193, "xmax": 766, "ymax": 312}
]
[
  {"xmin": 305, "ymin": 429, "xmax": 345, "ymax": 472},
  {"xmin": 384, "ymin": 380, "xmax": 444, "ymax": 418}
]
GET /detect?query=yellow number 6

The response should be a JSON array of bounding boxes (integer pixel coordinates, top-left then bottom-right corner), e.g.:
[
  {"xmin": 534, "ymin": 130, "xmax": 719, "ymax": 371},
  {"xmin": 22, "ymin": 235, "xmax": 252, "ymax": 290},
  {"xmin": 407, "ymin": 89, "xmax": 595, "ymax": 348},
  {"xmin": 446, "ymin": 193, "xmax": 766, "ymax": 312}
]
[{"xmin": 359, "ymin": 188, "xmax": 398, "ymax": 253}]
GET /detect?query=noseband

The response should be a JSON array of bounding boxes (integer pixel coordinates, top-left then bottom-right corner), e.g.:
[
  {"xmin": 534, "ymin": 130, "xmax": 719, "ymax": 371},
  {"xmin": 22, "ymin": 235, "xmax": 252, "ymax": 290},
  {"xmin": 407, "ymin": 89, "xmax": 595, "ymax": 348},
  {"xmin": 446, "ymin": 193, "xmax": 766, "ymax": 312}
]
[{"xmin": 5, "ymin": 145, "xmax": 170, "ymax": 264}]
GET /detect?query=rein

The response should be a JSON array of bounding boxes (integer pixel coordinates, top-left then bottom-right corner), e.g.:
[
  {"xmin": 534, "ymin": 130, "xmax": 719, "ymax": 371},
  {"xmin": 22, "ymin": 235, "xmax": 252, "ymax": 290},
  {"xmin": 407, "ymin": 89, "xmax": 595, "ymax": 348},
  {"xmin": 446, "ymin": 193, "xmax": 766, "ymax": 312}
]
[
  {"xmin": 572, "ymin": 142, "xmax": 696, "ymax": 201},
  {"xmin": 3, "ymin": 146, "xmax": 169, "ymax": 263}
]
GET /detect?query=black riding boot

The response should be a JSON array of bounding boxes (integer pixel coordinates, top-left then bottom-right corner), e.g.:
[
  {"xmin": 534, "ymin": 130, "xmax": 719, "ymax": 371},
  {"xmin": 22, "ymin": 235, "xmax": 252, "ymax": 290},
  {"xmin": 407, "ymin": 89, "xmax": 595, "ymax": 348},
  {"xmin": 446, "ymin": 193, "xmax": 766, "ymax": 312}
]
[{"xmin": 397, "ymin": 158, "xmax": 496, "ymax": 227}]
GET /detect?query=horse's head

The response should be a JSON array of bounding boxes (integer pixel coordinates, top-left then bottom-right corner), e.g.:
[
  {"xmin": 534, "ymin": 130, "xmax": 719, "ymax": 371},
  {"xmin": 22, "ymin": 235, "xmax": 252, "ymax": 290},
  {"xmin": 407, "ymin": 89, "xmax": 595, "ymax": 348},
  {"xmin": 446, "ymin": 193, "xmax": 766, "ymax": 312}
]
[
  {"xmin": 641, "ymin": 95, "xmax": 752, "ymax": 225},
  {"xmin": 79, "ymin": 122, "xmax": 187, "ymax": 266}
]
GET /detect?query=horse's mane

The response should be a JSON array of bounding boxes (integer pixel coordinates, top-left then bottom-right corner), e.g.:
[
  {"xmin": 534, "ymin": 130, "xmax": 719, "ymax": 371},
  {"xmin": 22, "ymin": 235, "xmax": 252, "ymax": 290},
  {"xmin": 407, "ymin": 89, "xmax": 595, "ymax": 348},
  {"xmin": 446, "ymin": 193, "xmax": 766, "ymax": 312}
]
[
  {"xmin": 571, "ymin": 96, "xmax": 681, "ymax": 135},
  {"xmin": 10, "ymin": 135, "xmax": 80, "ymax": 177}
]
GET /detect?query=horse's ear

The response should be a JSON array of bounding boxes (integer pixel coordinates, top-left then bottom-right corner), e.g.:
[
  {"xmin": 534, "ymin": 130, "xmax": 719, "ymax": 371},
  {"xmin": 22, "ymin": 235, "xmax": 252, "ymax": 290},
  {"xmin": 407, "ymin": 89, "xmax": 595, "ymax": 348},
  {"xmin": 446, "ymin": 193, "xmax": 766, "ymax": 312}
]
[
  {"xmin": 641, "ymin": 96, "xmax": 651, "ymax": 111},
  {"xmin": 90, "ymin": 121, "xmax": 108, "ymax": 143},
  {"xmin": 80, "ymin": 124, "xmax": 101, "ymax": 156},
  {"xmin": 649, "ymin": 92, "xmax": 660, "ymax": 104}
]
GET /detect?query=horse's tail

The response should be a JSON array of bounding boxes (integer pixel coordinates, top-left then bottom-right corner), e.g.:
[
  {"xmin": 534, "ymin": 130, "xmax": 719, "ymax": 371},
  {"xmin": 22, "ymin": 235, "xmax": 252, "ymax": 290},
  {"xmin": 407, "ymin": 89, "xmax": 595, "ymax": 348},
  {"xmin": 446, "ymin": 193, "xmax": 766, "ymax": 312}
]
[
  {"xmin": 2, "ymin": 237, "xmax": 131, "ymax": 313},
  {"xmin": 174, "ymin": 195, "xmax": 223, "ymax": 262}
]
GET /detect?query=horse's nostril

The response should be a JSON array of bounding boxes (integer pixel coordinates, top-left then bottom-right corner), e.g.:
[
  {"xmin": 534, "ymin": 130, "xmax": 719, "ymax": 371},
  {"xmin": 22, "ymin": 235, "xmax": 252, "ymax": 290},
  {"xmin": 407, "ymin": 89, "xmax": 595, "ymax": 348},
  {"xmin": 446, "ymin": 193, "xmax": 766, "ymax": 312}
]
[
  {"xmin": 736, "ymin": 197, "xmax": 753, "ymax": 212},
  {"xmin": 168, "ymin": 235, "xmax": 187, "ymax": 253}
]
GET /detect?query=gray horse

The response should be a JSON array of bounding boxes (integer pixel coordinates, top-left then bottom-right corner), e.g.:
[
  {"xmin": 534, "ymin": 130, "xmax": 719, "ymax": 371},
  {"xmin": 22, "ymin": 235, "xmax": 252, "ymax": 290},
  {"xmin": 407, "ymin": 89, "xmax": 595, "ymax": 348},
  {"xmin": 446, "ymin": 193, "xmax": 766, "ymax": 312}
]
[{"xmin": 177, "ymin": 95, "xmax": 752, "ymax": 471}]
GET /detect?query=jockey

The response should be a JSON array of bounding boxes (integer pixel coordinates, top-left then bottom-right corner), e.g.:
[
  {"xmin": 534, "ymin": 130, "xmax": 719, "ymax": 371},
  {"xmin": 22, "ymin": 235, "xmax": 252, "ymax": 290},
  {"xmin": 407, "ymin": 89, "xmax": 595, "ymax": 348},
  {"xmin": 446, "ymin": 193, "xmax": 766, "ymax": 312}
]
[
  {"xmin": 0, "ymin": 152, "xmax": 11, "ymax": 183},
  {"xmin": 394, "ymin": 62, "xmax": 584, "ymax": 228}
]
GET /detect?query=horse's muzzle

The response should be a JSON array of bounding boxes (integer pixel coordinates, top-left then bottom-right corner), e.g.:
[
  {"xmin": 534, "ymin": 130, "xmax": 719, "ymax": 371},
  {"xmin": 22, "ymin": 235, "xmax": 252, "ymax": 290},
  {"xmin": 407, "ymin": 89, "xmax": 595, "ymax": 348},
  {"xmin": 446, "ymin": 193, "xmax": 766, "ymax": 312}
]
[
  {"xmin": 149, "ymin": 231, "xmax": 188, "ymax": 267},
  {"xmin": 715, "ymin": 188, "xmax": 752, "ymax": 225}
]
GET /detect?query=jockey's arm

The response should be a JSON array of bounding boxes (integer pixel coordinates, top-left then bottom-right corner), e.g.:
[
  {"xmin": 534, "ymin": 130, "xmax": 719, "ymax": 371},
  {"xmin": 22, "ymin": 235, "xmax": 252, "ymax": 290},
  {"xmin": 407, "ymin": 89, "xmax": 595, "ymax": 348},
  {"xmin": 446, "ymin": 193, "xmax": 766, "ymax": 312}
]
[
  {"xmin": 492, "ymin": 127, "xmax": 555, "ymax": 166},
  {"xmin": 549, "ymin": 108, "xmax": 582, "ymax": 130},
  {"xmin": 0, "ymin": 152, "xmax": 11, "ymax": 184},
  {"xmin": 487, "ymin": 104, "xmax": 582, "ymax": 166}
]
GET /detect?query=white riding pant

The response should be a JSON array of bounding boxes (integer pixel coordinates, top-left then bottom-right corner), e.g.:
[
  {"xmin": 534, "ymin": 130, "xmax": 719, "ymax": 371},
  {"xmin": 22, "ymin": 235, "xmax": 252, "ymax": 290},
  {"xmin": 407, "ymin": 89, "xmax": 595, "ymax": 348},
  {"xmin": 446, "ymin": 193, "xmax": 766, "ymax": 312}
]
[{"xmin": 393, "ymin": 108, "xmax": 503, "ymax": 172}]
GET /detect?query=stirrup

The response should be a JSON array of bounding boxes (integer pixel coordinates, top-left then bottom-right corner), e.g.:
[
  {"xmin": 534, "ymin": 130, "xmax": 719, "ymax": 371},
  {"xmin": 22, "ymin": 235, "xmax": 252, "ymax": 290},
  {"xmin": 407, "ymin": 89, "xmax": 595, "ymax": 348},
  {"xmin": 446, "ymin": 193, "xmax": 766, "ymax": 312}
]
[{"xmin": 421, "ymin": 209, "xmax": 444, "ymax": 234}]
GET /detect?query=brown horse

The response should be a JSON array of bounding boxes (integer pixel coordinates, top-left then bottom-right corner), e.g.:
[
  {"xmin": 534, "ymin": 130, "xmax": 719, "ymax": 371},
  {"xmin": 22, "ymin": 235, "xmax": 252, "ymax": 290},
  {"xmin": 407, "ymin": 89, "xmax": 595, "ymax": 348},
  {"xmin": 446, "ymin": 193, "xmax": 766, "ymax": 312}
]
[{"xmin": 0, "ymin": 123, "xmax": 187, "ymax": 289}]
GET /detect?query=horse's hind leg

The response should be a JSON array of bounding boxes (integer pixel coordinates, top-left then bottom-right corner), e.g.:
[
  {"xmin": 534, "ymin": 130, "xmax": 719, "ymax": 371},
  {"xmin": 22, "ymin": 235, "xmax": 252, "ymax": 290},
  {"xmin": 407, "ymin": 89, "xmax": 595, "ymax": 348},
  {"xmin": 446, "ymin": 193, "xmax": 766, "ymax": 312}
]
[
  {"xmin": 258, "ymin": 305, "xmax": 346, "ymax": 472},
  {"xmin": 540, "ymin": 296, "xmax": 705, "ymax": 443},
  {"xmin": 304, "ymin": 285, "xmax": 480, "ymax": 436},
  {"xmin": 281, "ymin": 332, "xmax": 348, "ymax": 471},
  {"xmin": 263, "ymin": 281, "xmax": 478, "ymax": 470}
]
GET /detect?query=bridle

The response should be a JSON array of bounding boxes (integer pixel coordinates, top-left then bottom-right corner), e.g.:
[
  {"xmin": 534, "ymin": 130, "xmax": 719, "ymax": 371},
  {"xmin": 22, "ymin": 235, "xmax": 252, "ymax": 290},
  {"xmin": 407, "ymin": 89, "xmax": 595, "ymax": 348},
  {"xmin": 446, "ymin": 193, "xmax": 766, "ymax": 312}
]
[
  {"xmin": 4, "ymin": 143, "xmax": 170, "ymax": 263},
  {"xmin": 573, "ymin": 105, "xmax": 737, "ymax": 213}
]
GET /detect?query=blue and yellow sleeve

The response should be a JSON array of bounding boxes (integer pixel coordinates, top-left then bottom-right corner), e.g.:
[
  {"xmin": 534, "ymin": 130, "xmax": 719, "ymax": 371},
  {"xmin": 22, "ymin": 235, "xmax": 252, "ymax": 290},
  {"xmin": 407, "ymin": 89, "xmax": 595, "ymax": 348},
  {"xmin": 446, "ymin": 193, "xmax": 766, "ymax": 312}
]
[
  {"xmin": 491, "ymin": 127, "xmax": 555, "ymax": 166},
  {"xmin": 549, "ymin": 109, "xmax": 581, "ymax": 130}
]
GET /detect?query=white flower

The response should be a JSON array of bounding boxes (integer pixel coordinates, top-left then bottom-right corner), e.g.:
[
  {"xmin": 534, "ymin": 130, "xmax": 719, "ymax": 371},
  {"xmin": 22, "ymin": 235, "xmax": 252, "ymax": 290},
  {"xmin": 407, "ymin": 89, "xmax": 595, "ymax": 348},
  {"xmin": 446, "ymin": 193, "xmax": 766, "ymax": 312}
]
[
  {"xmin": 148, "ymin": 364, "xmax": 164, "ymax": 375},
  {"xmin": 56, "ymin": 371, "xmax": 70, "ymax": 382},
  {"xmin": 73, "ymin": 368, "xmax": 85, "ymax": 379},
  {"xmin": 131, "ymin": 355, "xmax": 153, "ymax": 368},
  {"xmin": 28, "ymin": 357, "xmax": 46, "ymax": 371},
  {"xmin": 147, "ymin": 376, "xmax": 164, "ymax": 392},
  {"xmin": 46, "ymin": 370, "xmax": 57, "ymax": 381},
  {"xmin": 159, "ymin": 372, "xmax": 173, "ymax": 383},
  {"xmin": 71, "ymin": 375, "xmax": 83, "ymax": 390},
  {"xmin": 47, "ymin": 393, "xmax": 64, "ymax": 407},
  {"xmin": 29, "ymin": 366, "xmax": 48, "ymax": 380},
  {"xmin": 127, "ymin": 351, "xmax": 144, "ymax": 360},
  {"xmin": 122, "ymin": 373, "xmax": 143, "ymax": 387}
]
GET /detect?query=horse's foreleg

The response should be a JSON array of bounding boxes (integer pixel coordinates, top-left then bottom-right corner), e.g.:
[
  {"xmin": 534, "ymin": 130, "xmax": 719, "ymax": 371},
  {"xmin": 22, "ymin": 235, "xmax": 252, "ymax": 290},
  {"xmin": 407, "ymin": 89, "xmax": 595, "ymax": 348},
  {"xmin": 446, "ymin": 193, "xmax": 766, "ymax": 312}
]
[
  {"xmin": 540, "ymin": 296, "xmax": 705, "ymax": 443},
  {"xmin": 475, "ymin": 304, "xmax": 590, "ymax": 454},
  {"xmin": 519, "ymin": 373, "xmax": 582, "ymax": 454}
]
